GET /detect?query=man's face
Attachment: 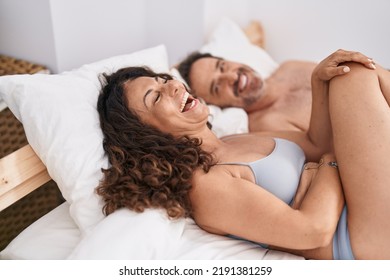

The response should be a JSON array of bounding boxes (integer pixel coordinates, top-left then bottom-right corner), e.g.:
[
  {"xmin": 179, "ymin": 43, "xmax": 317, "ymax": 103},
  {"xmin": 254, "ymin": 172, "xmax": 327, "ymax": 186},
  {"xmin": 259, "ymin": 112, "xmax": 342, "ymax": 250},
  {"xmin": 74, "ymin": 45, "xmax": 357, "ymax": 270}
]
[{"xmin": 188, "ymin": 57, "xmax": 265, "ymax": 108}]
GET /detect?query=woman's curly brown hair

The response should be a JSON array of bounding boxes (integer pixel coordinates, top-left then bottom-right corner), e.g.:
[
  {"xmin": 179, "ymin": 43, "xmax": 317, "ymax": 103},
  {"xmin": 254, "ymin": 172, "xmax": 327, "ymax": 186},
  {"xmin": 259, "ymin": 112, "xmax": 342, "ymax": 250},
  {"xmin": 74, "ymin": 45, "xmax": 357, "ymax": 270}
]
[{"xmin": 96, "ymin": 66, "xmax": 215, "ymax": 219}]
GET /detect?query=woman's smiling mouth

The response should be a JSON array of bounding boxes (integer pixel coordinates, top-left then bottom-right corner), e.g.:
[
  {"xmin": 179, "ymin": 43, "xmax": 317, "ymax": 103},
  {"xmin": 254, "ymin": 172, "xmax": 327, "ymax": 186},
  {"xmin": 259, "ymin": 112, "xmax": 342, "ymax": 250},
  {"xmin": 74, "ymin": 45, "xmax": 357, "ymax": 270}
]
[{"xmin": 180, "ymin": 92, "xmax": 197, "ymax": 112}]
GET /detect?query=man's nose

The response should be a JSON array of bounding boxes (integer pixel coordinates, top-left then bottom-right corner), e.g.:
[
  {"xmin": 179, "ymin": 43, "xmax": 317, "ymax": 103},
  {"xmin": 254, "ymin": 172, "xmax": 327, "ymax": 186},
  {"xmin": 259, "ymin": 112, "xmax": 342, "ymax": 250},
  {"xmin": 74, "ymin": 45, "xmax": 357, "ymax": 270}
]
[{"xmin": 219, "ymin": 72, "xmax": 236, "ymax": 85}]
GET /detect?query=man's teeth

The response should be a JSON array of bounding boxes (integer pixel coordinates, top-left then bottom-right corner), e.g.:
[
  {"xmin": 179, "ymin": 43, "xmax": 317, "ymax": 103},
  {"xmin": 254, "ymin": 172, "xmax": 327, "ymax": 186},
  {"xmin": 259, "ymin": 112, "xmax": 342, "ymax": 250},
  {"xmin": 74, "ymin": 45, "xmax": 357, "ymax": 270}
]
[
  {"xmin": 180, "ymin": 92, "xmax": 189, "ymax": 112},
  {"xmin": 240, "ymin": 75, "xmax": 248, "ymax": 90}
]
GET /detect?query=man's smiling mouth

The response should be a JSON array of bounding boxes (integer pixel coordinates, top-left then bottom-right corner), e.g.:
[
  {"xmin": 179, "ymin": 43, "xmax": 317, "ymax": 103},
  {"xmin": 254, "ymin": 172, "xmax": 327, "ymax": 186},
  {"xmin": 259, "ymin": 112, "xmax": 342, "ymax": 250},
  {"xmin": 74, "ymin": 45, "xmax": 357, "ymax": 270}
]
[{"xmin": 234, "ymin": 72, "xmax": 248, "ymax": 97}]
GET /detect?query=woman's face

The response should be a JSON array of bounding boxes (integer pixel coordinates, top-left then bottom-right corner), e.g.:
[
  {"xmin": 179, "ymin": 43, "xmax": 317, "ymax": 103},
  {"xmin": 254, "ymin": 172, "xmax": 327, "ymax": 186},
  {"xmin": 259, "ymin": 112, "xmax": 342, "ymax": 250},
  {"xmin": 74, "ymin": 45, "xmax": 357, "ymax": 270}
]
[{"xmin": 124, "ymin": 76, "xmax": 209, "ymax": 136}]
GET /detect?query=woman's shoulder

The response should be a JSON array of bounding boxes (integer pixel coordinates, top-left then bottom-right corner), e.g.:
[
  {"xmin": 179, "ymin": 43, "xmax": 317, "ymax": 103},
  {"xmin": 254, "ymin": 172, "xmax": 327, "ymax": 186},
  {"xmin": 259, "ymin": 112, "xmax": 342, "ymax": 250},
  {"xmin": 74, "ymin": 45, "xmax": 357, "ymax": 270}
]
[
  {"xmin": 191, "ymin": 165, "xmax": 238, "ymax": 198},
  {"xmin": 192, "ymin": 165, "xmax": 229, "ymax": 185}
]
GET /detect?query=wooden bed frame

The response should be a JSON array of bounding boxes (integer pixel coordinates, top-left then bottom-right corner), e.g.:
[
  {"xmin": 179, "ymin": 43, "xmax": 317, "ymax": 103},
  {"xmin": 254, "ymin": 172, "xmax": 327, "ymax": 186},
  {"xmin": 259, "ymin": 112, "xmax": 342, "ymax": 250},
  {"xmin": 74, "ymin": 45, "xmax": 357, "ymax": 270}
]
[{"xmin": 0, "ymin": 144, "xmax": 51, "ymax": 212}]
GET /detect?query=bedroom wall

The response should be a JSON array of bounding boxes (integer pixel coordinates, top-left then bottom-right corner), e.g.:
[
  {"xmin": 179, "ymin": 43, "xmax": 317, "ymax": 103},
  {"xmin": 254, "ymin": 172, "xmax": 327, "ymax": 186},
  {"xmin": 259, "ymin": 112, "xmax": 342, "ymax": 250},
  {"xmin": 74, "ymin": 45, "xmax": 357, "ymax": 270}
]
[
  {"xmin": 0, "ymin": 0, "xmax": 57, "ymax": 70},
  {"xmin": 246, "ymin": 0, "xmax": 390, "ymax": 66},
  {"xmin": 49, "ymin": 0, "xmax": 147, "ymax": 73},
  {"xmin": 0, "ymin": 0, "xmax": 389, "ymax": 74},
  {"xmin": 0, "ymin": 0, "xmax": 206, "ymax": 73},
  {"xmin": 198, "ymin": 0, "xmax": 390, "ymax": 67},
  {"xmin": 0, "ymin": 0, "xmax": 148, "ymax": 73}
]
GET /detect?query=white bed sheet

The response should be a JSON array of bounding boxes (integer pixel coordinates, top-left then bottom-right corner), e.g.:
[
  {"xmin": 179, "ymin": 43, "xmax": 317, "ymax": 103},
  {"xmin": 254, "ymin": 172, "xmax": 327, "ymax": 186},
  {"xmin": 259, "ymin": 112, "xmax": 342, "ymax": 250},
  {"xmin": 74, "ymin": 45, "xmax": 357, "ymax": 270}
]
[
  {"xmin": 0, "ymin": 202, "xmax": 80, "ymax": 260},
  {"xmin": 0, "ymin": 202, "xmax": 303, "ymax": 260}
]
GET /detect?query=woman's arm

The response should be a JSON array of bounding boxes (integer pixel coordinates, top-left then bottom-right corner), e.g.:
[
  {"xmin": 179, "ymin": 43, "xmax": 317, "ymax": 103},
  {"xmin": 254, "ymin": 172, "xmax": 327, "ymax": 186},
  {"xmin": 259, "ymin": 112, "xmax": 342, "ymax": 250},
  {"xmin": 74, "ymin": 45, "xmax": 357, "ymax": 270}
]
[
  {"xmin": 295, "ymin": 154, "xmax": 344, "ymax": 238},
  {"xmin": 191, "ymin": 158, "xmax": 344, "ymax": 251},
  {"xmin": 275, "ymin": 154, "xmax": 345, "ymax": 259}
]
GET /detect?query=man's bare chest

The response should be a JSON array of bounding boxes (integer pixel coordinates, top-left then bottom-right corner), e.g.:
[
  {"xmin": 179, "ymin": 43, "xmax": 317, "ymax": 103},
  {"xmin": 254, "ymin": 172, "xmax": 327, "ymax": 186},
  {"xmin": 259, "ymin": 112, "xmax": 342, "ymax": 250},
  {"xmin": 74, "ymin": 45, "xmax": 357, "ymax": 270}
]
[{"xmin": 248, "ymin": 86, "xmax": 312, "ymax": 132}]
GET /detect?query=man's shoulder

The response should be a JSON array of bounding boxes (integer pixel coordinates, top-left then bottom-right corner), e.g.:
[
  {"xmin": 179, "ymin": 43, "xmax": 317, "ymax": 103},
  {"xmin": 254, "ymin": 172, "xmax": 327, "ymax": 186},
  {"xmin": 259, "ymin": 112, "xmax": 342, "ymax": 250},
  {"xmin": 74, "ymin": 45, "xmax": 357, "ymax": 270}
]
[
  {"xmin": 277, "ymin": 60, "xmax": 317, "ymax": 71},
  {"xmin": 248, "ymin": 110, "xmax": 284, "ymax": 129}
]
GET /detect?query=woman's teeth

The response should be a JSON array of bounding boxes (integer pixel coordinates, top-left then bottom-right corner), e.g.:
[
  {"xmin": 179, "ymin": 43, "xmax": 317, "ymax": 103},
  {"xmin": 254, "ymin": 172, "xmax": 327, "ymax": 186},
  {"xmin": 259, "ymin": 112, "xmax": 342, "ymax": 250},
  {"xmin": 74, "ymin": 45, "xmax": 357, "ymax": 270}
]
[
  {"xmin": 180, "ymin": 92, "xmax": 189, "ymax": 112},
  {"xmin": 188, "ymin": 100, "xmax": 196, "ymax": 110}
]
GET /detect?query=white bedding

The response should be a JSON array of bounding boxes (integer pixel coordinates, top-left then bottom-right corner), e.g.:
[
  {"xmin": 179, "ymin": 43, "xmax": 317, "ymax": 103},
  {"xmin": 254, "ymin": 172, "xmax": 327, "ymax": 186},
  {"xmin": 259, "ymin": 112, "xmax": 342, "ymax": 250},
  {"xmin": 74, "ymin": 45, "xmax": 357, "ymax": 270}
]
[
  {"xmin": 0, "ymin": 202, "xmax": 302, "ymax": 260},
  {"xmin": 0, "ymin": 203, "xmax": 80, "ymax": 260}
]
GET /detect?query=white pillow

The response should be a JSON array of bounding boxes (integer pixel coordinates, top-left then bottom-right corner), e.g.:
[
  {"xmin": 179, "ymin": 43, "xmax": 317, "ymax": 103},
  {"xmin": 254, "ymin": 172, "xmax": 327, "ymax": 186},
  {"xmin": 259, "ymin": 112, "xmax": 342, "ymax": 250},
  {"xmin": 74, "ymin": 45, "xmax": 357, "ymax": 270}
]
[
  {"xmin": 207, "ymin": 105, "xmax": 248, "ymax": 138},
  {"xmin": 201, "ymin": 17, "xmax": 279, "ymax": 79},
  {"xmin": 0, "ymin": 45, "xmax": 170, "ymax": 234},
  {"xmin": 68, "ymin": 208, "xmax": 303, "ymax": 260}
]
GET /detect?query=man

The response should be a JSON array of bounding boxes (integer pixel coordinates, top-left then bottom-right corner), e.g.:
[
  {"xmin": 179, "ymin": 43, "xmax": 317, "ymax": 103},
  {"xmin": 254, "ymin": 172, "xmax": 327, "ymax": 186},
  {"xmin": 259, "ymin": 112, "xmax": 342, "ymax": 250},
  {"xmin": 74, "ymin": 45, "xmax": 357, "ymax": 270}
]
[{"xmin": 177, "ymin": 52, "xmax": 316, "ymax": 132}]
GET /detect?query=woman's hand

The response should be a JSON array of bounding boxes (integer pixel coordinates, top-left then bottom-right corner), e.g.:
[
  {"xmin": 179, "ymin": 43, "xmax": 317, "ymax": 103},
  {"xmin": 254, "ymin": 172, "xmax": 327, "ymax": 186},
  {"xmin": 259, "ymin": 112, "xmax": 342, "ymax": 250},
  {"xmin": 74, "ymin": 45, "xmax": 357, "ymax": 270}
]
[
  {"xmin": 291, "ymin": 153, "xmax": 338, "ymax": 210},
  {"xmin": 291, "ymin": 162, "xmax": 319, "ymax": 210},
  {"xmin": 312, "ymin": 49, "xmax": 376, "ymax": 82}
]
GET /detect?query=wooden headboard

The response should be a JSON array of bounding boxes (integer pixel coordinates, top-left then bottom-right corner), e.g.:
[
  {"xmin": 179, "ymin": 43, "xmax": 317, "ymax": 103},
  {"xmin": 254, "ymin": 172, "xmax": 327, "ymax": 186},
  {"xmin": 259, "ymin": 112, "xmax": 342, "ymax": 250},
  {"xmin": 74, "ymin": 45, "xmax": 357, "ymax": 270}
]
[{"xmin": 0, "ymin": 144, "xmax": 51, "ymax": 211}]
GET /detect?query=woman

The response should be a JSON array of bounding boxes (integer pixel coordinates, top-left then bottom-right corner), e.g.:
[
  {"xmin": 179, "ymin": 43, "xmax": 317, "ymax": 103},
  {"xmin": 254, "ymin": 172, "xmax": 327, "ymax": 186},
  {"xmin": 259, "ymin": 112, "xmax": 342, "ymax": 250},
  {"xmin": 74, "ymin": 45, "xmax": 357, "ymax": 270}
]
[{"xmin": 96, "ymin": 49, "xmax": 390, "ymax": 259}]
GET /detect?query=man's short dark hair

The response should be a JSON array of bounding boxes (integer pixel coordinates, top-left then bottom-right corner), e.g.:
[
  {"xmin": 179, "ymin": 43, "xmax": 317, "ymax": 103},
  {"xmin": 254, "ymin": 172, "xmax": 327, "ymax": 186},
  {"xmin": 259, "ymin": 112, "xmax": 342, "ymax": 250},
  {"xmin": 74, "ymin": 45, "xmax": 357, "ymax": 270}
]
[{"xmin": 177, "ymin": 52, "xmax": 215, "ymax": 88}]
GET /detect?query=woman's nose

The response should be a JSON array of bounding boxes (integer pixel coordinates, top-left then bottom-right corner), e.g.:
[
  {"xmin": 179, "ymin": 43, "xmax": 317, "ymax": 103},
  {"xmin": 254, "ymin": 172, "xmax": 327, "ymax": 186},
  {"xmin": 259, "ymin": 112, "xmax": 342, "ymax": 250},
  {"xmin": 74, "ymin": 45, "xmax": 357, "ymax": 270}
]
[{"xmin": 165, "ymin": 80, "xmax": 181, "ymax": 97}]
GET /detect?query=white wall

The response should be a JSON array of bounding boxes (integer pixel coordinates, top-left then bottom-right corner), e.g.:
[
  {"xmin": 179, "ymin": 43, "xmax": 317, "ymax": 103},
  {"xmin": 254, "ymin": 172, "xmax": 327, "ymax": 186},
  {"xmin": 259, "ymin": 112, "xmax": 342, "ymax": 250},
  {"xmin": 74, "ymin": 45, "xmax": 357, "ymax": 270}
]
[
  {"xmin": 0, "ymin": 0, "xmax": 149, "ymax": 73},
  {"xmin": 0, "ymin": 0, "xmax": 57, "ymax": 70},
  {"xmin": 1, "ymin": 0, "xmax": 389, "ymax": 73},
  {"xmin": 49, "ymin": 0, "xmax": 148, "ymax": 72},
  {"xmin": 203, "ymin": 0, "xmax": 251, "ymax": 40},
  {"xmin": 144, "ymin": 0, "xmax": 204, "ymax": 66},
  {"xmin": 197, "ymin": 0, "xmax": 390, "ymax": 67},
  {"xmin": 247, "ymin": 0, "xmax": 390, "ymax": 66}
]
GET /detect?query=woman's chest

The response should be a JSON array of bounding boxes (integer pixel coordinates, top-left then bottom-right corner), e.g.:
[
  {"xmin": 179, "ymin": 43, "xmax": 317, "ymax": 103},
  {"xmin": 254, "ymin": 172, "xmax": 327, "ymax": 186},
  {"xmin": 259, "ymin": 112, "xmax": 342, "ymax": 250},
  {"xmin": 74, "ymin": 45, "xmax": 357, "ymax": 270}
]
[
  {"xmin": 216, "ymin": 137, "xmax": 306, "ymax": 204},
  {"xmin": 219, "ymin": 135, "xmax": 276, "ymax": 163}
]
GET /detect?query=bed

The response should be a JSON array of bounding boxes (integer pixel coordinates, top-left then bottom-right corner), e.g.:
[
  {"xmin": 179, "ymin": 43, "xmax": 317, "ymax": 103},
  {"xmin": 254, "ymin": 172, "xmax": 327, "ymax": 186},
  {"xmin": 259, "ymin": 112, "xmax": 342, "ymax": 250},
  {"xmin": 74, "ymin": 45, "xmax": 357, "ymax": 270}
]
[{"xmin": 0, "ymin": 18, "xmax": 303, "ymax": 260}]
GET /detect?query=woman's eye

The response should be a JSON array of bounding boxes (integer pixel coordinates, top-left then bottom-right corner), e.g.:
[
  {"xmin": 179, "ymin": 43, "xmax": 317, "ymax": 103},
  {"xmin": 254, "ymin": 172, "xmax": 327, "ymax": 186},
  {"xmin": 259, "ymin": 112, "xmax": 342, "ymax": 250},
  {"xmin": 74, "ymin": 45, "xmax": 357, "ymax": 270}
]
[
  {"xmin": 220, "ymin": 62, "xmax": 225, "ymax": 72},
  {"xmin": 155, "ymin": 92, "xmax": 161, "ymax": 103},
  {"xmin": 158, "ymin": 77, "xmax": 168, "ymax": 84}
]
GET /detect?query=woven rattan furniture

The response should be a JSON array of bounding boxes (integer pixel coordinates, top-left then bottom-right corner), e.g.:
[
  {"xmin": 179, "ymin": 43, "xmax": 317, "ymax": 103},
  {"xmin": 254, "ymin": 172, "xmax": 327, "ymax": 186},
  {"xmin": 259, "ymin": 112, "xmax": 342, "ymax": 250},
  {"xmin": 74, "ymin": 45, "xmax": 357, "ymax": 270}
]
[{"xmin": 0, "ymin": 54, "xmax": 64, "ymax": 251}]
